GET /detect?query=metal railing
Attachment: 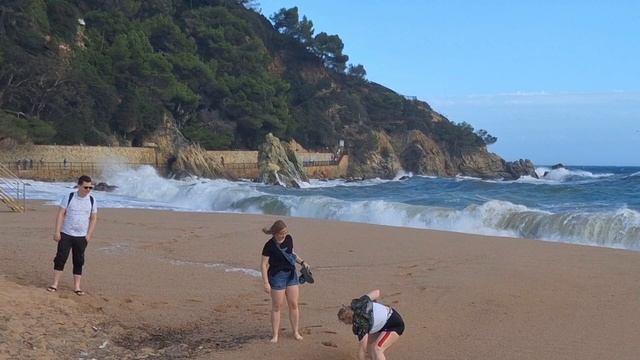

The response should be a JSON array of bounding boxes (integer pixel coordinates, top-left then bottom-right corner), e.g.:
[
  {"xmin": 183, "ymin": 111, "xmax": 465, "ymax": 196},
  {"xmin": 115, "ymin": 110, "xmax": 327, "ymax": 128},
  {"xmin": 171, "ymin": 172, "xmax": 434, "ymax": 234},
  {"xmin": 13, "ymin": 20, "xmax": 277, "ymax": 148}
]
[
  {"xmin": 220, "ymin": 159, "xmax": 339, "ymax": 169},
  {"xmin": 0, "ymin": 162, "xmax": 26, "ymax": 212},
  {"xmin": 221, "ymin": 162, "xmax": 259, "ymax": 170},
  {"xmin": 302, "ymin": 160, "xmax": 338, "ymax": 167},
  {"xmin": 3, "ymin": 161, "xmax": 156, "ymax": 172}
]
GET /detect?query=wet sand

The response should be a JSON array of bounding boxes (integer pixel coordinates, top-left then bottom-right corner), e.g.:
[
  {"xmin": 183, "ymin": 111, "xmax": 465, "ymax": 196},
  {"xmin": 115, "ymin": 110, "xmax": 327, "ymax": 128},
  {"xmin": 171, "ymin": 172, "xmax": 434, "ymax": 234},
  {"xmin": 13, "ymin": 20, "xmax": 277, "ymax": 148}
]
[{"xmin": 1, "ymin": 201, "xmax": 639, "ymax": 359}]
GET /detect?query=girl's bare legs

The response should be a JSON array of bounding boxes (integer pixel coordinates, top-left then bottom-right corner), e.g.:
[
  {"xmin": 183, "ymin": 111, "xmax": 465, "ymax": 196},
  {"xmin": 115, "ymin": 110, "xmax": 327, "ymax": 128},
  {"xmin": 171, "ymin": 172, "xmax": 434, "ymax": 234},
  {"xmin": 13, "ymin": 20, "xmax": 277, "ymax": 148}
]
[
  {"xmin": 269, "ymin": 289, "xmax": 286, "ymax": 342},
  {"xmin": 371, "ymin": 331, "xmax": 400, "ymax": 360},
  {"xmin": 285, "ymin": 285, "xmax": 303, "ymax": 340}
]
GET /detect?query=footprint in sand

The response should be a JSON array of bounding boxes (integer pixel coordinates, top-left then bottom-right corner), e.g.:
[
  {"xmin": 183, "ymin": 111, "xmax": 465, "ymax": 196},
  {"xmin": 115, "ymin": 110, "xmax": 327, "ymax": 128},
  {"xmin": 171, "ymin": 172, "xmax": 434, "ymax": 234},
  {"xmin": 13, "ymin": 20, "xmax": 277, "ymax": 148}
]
[
  {"xmin": 124, "ymin": 298, "xmax": 133, "ymax": 304},
  {"xmin": 321, "ymin": 341, "xmax": 338, "ymax": 348},
  {"xmin": 398, "ymin": 264, "xmax": 418, "ymax": 269},
  {"xmin": 214, "ymin": 303, "xmax": 239, "ymax": 313},
  {"xmin": 213, "ymin": 305, "xmax": 228, "ymax": 313}
]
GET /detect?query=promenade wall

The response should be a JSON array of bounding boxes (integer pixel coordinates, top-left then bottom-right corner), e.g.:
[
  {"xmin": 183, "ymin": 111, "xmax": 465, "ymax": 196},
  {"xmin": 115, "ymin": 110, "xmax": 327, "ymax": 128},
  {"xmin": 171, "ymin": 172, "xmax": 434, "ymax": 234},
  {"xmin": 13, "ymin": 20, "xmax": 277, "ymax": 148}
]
[
  {"xmin": 304, "ymin": 155, "xmax": 349, "ymax": 179},
  {"xmin": 1, "ymin": 145, "xmax": 348, "ymax": 181},
  {"xmin": 0, "ymin": 145, "xmax": 157, "ymax": 165}
]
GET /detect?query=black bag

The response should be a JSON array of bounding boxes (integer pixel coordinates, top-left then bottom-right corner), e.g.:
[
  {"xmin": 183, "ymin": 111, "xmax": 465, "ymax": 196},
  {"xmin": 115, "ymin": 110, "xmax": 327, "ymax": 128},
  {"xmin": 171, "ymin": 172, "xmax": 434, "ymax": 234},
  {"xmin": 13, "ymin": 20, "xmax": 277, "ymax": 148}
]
[
  {"xmin": 299, "ymin": 265, "xmax": 314, "ymax": 284},
  {"xmin": 274, "ymin": 238, "xmax": 314, "ymax": 284}
]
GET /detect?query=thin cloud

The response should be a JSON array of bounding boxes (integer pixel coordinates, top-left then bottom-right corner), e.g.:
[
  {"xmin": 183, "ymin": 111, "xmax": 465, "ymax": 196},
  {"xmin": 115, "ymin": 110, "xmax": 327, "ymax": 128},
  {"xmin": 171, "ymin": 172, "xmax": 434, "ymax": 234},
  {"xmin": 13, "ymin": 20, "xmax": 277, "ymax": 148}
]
[{"xmin": 429, "ymin": 91, "xmax": 640, "ymax": 107}]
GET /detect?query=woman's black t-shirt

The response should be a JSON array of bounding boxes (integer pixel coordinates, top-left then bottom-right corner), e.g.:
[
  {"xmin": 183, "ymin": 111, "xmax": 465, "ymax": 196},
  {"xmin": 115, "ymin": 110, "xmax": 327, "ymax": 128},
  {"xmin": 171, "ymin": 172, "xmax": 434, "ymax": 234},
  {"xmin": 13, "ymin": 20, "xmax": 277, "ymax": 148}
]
[{"xmin": 262, "ymin": 234, "xmax": 295, "ymax": 277}]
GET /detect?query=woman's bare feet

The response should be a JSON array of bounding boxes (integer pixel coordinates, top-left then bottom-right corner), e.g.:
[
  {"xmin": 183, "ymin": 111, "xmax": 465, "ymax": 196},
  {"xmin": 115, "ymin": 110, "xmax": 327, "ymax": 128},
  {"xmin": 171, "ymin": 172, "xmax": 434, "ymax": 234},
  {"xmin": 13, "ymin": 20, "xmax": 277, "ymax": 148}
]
[
  {"xmin": 269, "ymin": 336, "xmax": 278, "ymax": 343},
  {"xmin": 293, "ymin": 332, "xmax": 303, "ymax": 340}
]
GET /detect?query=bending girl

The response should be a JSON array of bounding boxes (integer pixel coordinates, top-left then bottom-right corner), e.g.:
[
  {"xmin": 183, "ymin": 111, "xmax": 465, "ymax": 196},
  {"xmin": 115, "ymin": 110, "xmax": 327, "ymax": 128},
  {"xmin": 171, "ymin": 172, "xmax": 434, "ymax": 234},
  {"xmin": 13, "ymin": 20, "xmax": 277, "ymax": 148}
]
[{"xmin": 338, "ymin": 289, "xmax": 405, "ymax": 360}]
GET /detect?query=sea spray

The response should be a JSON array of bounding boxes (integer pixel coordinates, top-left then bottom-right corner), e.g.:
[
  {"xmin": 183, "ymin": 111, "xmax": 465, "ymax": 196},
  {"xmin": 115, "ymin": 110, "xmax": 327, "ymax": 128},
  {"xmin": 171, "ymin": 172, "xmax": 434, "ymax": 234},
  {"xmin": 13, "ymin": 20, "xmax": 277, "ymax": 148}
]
[{"xmin": 24, "ymin": 164, "xmax": 640, "ymax": 251}]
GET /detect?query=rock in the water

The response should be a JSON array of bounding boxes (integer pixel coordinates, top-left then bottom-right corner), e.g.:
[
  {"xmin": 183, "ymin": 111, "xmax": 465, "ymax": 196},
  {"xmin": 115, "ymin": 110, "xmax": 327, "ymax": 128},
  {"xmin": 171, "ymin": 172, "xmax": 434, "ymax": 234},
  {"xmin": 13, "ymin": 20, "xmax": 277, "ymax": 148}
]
[
  {"xmin": 504, "ymin": 159, "xmax": 538, "ymax": 180},
  {"xmin": 170, "ymin": 144, "xmax": 234, "ymax": 180},
  {"xmin": 258, "ymin": 133, "xmax": 308, "ymax": 188},
  {"xmin": 93, "ymin": 182, "xmax": 117, "ymax": 192}
]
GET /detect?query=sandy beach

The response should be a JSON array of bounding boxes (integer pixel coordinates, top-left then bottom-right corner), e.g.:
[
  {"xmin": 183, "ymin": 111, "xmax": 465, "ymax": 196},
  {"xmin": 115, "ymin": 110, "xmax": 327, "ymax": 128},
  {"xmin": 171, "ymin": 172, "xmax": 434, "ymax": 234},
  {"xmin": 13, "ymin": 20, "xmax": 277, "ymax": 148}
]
[{"xmin": 1, "ymin": 201, "xmax": 639, "ymax": 359}]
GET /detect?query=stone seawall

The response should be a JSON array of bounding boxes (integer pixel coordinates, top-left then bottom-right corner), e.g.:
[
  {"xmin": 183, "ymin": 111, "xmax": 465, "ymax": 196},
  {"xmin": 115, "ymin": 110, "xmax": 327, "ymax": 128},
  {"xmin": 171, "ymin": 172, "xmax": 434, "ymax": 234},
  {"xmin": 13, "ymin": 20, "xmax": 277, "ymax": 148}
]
[
  {"xmin": 204, "ymin": 150, "xmax": 347, "ymax": 180},
  {"xmin": 1, "ymin": 145, "xmax": 348, "ymax": 181},
  {"xmin": 3, "ymin": 162, "xmax": 159, "ymax": 182},
  {"xmin": 303, "ymin": 155, "xmax": 349, "ymax": 179},
  {"xmin": 205, "ymin": 150, "xmax": 258, "ymax": 165},
  {"xmin": 0, "ymin": 145, "xmax": 157, "ymax": 165}
]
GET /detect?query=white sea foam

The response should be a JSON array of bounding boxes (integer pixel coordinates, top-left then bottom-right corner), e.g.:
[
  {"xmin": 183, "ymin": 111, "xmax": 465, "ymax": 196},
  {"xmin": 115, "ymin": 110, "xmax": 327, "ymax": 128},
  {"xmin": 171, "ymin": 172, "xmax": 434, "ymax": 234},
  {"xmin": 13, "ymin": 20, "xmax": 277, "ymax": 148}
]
[
  {"xmin": 393, "ymin": 169, "xmax": 414, "ymax": 180},
  {"xmin": 22, "ymin": 165, "xmax": 640, "ymax": 251},
  {"xmin": 168, "ymin": 259, "xmax": 261, "ymax": 277},
  {"xmin": 534, "ymin": 167, "xmax": 614, "ymax": 182},
  {"xmin": 224, "ymin": 267, "xmax": 262, "ymax": 277},
  {"xmin": 297, "ymin": 177, "xmax": 391, "ymax": 188}
]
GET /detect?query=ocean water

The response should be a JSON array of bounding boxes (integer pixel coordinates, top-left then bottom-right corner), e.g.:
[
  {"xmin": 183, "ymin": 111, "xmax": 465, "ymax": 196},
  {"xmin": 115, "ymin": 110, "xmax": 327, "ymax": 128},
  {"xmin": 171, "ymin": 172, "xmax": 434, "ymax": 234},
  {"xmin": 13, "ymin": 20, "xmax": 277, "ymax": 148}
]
[{"xmin": 14, "ymin": 164, "xmax": 640, "ymax": 251}]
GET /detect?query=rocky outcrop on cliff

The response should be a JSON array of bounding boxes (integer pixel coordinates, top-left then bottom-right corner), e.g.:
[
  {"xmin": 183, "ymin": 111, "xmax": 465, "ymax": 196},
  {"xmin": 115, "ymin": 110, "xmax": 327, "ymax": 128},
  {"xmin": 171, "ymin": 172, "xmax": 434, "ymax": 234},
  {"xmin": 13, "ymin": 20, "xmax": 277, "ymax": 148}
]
[
  {"xmin": 451, "ymin": 149, "xmax": 537, "ymax": 180},
  {"xmin": 258, "ymin": 133, "xmax": 308, "ymax": 188},
  {"xmin": 347, "ymin": 131, "xmax": 401, "ymax": 179},
  {"xmin": 392, "ymin": 130, "xmax": 448, "ymax": 176},
  {"xmin": 145, "ymin": 113, "xmax": 190, "ymax": 169},
  {"xmin": 347, "ymin": 129, "xmax": 537, "ymax": 180},
  {"xmin": 145, "ymin": 114, "xmax": 237, "ymax": 180},
  {"xmin": 171, "ymin": 144, "xmax": 232, "ymax": 179},
  {"xmin": 451, "ymin": 149, "xmax": 511, "ymax": 178}
]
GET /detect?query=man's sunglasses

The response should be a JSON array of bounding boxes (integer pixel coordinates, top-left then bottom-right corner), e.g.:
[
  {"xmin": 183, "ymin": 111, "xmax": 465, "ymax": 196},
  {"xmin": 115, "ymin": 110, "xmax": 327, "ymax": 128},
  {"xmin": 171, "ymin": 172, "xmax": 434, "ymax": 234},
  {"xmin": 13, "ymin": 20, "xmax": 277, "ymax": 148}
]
[{"xmin": 83, "ymin": 186, "xmax": 94, "ymax": 190}]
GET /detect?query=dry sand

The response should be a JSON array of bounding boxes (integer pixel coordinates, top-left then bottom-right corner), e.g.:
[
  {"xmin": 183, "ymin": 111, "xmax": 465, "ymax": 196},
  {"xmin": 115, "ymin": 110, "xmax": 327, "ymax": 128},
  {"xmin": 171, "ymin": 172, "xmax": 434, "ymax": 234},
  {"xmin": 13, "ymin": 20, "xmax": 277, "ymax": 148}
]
[{"xmin": 1, "ymin": 201, "xmax": 639, "ymax": 359}]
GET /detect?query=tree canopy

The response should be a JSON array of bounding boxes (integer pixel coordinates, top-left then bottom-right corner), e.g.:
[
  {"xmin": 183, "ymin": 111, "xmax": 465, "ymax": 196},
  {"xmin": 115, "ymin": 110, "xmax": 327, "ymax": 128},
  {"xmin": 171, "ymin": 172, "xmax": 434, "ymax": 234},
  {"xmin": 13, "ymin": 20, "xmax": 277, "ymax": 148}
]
[{"xmin": 0, "ymin": 1, "xmax": 489, "ymax": 153}]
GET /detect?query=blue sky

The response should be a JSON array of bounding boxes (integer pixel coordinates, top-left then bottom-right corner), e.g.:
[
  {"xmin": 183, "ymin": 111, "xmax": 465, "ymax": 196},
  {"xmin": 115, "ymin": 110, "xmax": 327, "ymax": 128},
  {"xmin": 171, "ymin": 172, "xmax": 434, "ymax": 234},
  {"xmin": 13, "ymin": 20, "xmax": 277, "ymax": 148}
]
[{"xmin": 259, "ymin": 1, "xmax": 640, "ymax": 166}]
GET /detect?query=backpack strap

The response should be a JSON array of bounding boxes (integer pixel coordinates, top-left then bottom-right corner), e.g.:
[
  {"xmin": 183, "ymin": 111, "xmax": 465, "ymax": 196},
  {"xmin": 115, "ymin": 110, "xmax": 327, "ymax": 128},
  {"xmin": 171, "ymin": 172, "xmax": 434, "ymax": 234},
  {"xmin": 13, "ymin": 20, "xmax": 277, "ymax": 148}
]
[
  {"xmin": 67, "ymin": 192, "xmax": 94, "ymax": 212},
  {"xmin": 274, "ymin": 236, "xmax": 297, "ymax": 267}
]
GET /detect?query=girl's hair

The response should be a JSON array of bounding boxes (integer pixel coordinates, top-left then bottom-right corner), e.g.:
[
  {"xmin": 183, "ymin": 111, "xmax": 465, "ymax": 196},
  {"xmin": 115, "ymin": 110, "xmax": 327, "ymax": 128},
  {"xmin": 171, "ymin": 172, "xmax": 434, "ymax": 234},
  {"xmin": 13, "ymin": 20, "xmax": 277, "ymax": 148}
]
[
  {"xmin": 337, "ymin": 305, "xmax": 353, "ymax": 323},
  {"xmin": 262, "ymin": 220, "xmax": 287, "ymax": 235}
]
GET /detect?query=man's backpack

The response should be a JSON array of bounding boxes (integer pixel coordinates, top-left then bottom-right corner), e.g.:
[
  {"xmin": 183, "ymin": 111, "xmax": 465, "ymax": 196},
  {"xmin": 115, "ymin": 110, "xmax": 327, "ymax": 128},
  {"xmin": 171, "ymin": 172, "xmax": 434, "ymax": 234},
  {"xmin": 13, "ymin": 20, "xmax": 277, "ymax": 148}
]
[{"xmin": 67, "ymin": 192, "xmax": 94, "ymax": 212}]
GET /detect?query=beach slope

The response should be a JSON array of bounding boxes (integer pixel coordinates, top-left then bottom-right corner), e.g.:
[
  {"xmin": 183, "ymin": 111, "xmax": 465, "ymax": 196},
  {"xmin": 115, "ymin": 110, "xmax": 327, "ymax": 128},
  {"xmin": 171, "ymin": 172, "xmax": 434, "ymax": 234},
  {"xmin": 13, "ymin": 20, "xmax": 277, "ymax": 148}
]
[{"xmin": 1, "ymin": 203, "xmax": 639, "ymax": 359}]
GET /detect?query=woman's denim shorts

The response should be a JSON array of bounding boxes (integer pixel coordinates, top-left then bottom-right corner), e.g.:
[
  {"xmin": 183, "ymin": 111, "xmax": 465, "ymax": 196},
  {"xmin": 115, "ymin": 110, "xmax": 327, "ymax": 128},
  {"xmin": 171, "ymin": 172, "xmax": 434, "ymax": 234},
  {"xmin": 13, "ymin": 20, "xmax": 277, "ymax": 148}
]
[{"xmin": 268, "ymin": 270, "xmax": 299, "ymax": 290}]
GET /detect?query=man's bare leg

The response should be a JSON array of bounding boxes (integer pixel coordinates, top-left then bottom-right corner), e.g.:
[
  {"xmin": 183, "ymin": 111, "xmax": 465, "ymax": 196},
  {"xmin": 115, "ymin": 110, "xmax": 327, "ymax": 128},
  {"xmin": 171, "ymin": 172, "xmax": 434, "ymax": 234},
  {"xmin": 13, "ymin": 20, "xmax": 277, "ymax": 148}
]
[{"xmin": 48, "ymin": 270, "xmax": 63, "ymax": 290}]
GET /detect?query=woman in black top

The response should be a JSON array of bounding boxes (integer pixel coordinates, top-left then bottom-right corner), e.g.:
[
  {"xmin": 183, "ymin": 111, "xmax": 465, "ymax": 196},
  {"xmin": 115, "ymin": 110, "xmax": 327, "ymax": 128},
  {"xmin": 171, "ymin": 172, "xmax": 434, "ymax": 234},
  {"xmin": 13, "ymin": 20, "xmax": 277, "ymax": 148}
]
[{"xmin": 260, "ymin": 220, "xmax": 310, "ymax": 343}]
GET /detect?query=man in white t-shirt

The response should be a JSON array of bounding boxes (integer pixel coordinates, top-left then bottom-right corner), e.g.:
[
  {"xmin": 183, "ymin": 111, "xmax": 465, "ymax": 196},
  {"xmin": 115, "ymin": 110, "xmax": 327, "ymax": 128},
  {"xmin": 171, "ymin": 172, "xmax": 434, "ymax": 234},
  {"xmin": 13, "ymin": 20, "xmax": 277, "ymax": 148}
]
[{"xmin": 47, "ymin": 175, "xmax": 98, "ymax": 295}]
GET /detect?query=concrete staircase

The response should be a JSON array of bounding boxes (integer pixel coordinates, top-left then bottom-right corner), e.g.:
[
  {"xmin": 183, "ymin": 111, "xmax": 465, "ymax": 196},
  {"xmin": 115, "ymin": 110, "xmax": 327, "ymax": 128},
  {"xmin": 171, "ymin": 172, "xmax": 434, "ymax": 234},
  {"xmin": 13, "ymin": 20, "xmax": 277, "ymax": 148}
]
[{"xmin": 0, "ymin": 163, "xmax": 25, "ymax": 212}]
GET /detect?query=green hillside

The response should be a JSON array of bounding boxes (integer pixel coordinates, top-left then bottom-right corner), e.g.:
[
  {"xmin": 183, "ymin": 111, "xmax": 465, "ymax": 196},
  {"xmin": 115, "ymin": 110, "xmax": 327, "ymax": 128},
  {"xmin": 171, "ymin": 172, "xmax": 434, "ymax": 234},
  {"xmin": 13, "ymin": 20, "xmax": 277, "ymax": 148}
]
[{"xmin": 0, "ymin": 0, "xmax": 495, "ymax": 155}]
